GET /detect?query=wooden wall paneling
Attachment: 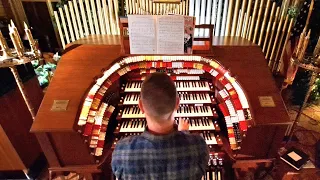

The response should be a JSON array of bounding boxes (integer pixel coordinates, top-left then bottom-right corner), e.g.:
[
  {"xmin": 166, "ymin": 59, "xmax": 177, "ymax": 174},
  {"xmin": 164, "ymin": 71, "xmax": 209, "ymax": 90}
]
[
  {"xmin": 0, "ymin": 125, "xmax": 25, "ymax": 170},
  {"xmin": 0, "ymin": 77, "xmax": 42, "ymax": 170}
]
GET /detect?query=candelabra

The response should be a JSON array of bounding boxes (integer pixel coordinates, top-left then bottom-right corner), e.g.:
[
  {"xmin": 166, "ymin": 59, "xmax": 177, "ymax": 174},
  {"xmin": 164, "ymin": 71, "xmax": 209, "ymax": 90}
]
[
  {"xmin": 0, "ymin": 20, "xmax": 42, "ymax": 120},
  {"xmin": 288, "ymin": 55, "xmax": 320, "ymax": 141}
]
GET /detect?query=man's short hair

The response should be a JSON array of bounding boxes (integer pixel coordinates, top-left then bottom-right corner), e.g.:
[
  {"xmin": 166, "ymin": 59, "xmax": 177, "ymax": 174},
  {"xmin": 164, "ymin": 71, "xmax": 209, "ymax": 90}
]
[{"xmin": 140, "ymin": 72, "xmax": 177, "ymax": 120}]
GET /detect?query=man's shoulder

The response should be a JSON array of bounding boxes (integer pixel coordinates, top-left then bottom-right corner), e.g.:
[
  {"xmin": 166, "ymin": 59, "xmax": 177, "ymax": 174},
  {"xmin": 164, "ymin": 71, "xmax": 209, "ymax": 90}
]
[
  {"xmin": 177, "ymin": 131, "xmax": 207, "ymax": 144},
  {"xmin": 113, "ymin": 135, "xmax": 144, "ymax": 150}
]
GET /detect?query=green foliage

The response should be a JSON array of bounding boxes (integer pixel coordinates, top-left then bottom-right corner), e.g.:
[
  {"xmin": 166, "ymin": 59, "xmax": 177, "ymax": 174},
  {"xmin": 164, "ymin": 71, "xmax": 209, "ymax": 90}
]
[
  {"xmin": 56, "ymin": 0, "xmax": 68, "ymax": 8},
  {"xmin": 288, "ymin": 6, "xmax": 299, "ymax": 19},
  {"xmin": 310, "ymin": 77, "xmax": 320, "ymax": 103},
  {"xmin": 32, "ymin": 60, "xmax": 57, "ymax": 88}
]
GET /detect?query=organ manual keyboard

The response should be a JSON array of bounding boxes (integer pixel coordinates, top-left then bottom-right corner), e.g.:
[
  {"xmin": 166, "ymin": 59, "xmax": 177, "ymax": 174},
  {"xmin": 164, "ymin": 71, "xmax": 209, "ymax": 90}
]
[{"xmin": 31, "ymin": 45, "xmax": 292, "ymax": 180}]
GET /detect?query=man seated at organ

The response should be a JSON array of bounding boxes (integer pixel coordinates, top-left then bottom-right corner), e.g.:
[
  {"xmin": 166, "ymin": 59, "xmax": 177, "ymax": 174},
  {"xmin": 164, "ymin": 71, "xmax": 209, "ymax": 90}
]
[{"xmin": 112, "ymin": 72, "xmax": 209, "ymax": 179}]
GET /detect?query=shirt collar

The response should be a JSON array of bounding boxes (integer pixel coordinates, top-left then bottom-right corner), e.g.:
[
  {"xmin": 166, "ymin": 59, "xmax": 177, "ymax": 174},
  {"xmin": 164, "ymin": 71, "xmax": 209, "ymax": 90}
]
[{"xmin": 141, "ymin": 124, "xmax": 178, "ymax": 141}]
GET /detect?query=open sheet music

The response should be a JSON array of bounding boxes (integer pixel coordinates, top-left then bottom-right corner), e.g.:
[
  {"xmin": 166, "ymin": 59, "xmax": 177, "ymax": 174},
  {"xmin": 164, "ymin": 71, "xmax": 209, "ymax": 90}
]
[{"xmin": 128, "ymin": 15, "xmax": 195, "ymax": 54}]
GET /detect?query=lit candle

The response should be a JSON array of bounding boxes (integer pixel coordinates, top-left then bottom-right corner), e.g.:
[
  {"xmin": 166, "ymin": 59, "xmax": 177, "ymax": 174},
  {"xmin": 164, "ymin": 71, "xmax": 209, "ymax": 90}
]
[
  {"xmin": 9, "ymin": 25, "xmax": 23, "ymax": 57},
  {"xmin": 24, "ymin": 22, "xmax": 39, "ymax": 57},
  {"xmin": 0, "ymin": 30, "xmax": 12, "ymax": 57},
  {"xmin": 10, "ymin": 20, "xmax": 24, "ymax": 51}
]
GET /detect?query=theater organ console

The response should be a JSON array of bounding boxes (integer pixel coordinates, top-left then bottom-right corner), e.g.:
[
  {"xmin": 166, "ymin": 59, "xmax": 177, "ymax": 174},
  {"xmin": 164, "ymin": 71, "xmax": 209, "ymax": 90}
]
[
  {"xmin": 74, "ymin": 55, "xmax": 254, "ymax": 179},
  {"xmin": 32, "ymin": 45, "xmax": 291, "ymax": 180}
]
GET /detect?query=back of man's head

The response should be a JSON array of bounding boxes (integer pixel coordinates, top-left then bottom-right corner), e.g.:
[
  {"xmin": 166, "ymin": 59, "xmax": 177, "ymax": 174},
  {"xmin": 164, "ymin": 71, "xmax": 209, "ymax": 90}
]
[{"xmin": 140, "ymin": 72, "xmax": 177, "ymax": 120}]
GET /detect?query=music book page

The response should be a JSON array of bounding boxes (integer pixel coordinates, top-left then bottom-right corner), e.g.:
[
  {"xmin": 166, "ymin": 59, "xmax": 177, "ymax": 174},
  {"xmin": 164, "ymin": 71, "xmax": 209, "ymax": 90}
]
[
  {"xmin": 156, "ymin": 15, "xmax": 184, "ymax": 54},
  {"xmin": 128, "ymin": 15, "xmax": 156, "ymax": 54}
]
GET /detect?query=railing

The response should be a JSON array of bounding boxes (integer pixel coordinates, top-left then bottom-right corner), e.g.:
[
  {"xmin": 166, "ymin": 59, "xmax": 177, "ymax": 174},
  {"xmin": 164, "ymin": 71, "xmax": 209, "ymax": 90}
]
[{"xmin": 54, "ymin": 0, "xmax": 120, "ymax": 49}]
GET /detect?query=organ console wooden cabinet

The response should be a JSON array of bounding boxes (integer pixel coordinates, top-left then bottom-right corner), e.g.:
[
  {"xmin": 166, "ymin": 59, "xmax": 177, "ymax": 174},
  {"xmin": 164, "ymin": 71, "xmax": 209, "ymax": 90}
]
[{"xmin": 31, "ymin": 41, "xmax": 291, "ymax": 180}]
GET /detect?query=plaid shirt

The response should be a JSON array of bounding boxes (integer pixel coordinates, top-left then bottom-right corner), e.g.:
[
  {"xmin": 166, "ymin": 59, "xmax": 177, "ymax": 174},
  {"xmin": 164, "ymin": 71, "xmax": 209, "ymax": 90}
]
[{"xmin": 112, "ymin": 126, "xmax": 209, "ymax": 180}]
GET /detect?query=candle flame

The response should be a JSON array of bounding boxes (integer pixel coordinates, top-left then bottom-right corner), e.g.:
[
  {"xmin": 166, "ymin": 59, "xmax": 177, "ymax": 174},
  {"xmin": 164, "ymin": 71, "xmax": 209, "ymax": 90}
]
[
  {"xmin": 10, "ymin": 19, "xmax": 15, "ymax": 28},
  {"xmin": 24, "ymin": 22, "xmax": 28, "ymax": 30}
]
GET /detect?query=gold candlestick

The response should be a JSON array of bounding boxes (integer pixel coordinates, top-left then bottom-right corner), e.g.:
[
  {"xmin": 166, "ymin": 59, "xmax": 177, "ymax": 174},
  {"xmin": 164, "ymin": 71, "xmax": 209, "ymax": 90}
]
[
  {"xmin": 294, "ymin": 28, "xmax": 306, "ymax": 57},
  {"xmin": 0, "ymin": 30, "xmax": 12, "ymax": 58},
  {"xmin": 9, "ymin": 25, "xmax": 23, "ymax": 58},
  {"xmin": 298, "ymin": 29, "xmax": 311, "ymax": 61},
  {"xmin": 10, "ymin": 66, "xmax": 36, "ymax": 119},
  {"xmin": 10, "ymin": 20, "xmax": 24, "ymax": 52},
  {"xmin": 24, "ymin": 22, "xmax": 40, "ymax": 58}
]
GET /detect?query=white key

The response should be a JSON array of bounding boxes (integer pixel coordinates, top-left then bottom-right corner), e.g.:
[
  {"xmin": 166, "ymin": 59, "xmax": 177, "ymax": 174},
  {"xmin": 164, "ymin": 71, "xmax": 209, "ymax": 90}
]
[
  {"xmin": 212, "ymin": 171, "xmax": 215, "ymax": 180},
  {"xmin": 202, "ymin": 132, "xmax": 217, "ymax": 145}
]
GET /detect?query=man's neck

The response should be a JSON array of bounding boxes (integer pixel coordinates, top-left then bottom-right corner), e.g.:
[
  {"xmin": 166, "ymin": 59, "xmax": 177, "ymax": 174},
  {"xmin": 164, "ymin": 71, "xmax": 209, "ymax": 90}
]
[{"xmin": 146, "ymin": 119, "xmax": 175, "ymax": 135}]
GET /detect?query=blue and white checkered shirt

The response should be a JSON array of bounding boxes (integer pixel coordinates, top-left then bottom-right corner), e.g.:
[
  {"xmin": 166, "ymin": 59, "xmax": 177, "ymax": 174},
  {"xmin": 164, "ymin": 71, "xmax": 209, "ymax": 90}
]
[{"xmin": 112, "ymin": 126, "xmax": 209, "ymax": 180}]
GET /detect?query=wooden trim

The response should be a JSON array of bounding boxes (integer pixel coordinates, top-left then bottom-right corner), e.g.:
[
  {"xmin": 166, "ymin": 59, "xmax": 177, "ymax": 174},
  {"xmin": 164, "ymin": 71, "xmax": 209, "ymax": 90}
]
[{"xmin": 35, "ymin": 133, "xmax": 61, "ymax": 167}]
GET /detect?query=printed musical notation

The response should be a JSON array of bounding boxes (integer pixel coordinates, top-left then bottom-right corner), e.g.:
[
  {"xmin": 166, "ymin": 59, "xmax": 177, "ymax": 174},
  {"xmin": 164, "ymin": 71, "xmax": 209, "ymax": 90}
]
[
  {"xmin": 128, "ymin": 15, "xmax": 157, "ymax": 54},
  {"xmin": 157, "ymin": 16, "xmax": 184, "ymax": 54},
  {"xmin": 128, "ymin": 15, "xmax": 185, "ymax": 54}
]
